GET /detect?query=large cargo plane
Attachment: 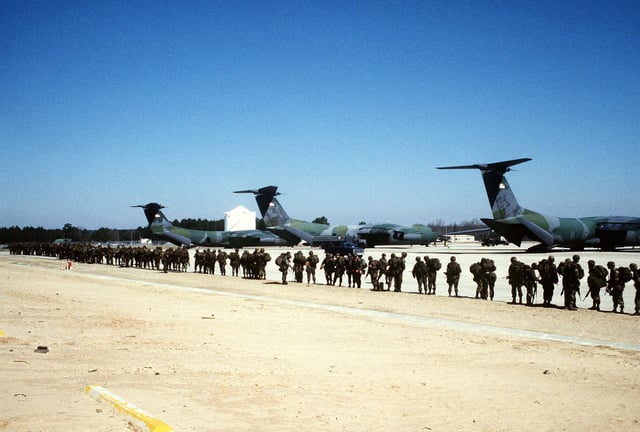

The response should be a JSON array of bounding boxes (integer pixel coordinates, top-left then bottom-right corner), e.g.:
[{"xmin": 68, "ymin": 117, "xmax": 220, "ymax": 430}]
[{"xmin": 437, "ymin": 158, "xmax": 640, "ymax": 251}]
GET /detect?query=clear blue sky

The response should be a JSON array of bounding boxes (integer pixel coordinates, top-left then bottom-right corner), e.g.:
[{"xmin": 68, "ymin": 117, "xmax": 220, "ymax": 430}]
[{"xmin": 1, "ymin": 1, "xmax": 638, "ymax": 229}]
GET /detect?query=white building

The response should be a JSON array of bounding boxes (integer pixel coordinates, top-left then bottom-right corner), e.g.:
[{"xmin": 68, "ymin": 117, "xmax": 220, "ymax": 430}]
[{"xmin": 224, "ymin": 205, "xmax": 256, "ymax": 231}]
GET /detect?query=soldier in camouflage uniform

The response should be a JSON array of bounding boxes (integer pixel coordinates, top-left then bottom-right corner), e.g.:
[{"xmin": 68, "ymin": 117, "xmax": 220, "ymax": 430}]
[
  {"xmin": 387, "ymin": 253, "xmax": 405, "ymax": 292},
  {"xmin": 412, "ymin": 257, "xmax": 428, "ymax": 294},
  {"xmin": 305, "ymin": 251, "xmax": 319, "ymax": 284},
  {"xmin": 367, "ymin": 256, "xmax": 383, "ymax": 291},
  {"xmin": 559, "ymin": 255, "xmax": 583, "ymax": 310},
  {"xmin": 320, "ymin": 253, "xmax": 335, "ymax": 285},
  {"xmin": 293, "ymin": 251, "xmax": 306, "ymax": 283},
  {"xmin": 537, "ymin": 256, "xmax": 558, "ymax": 306},
  {"xmin": 606, "ymin": 261, "xmax": 629, "ymax": 313},
  {"xmin": 276, "ymin": 252, "xmax": 291, "ymax": 284},
  {"xmin": 379, "ymin": 253, "xmax": 391, "ymax": 290},
  {"xmin": 586, "ymin": 259, "xmax": 608, "ymax": 311},
  {"xmin": 229, "ymin": 248, "xmax": 241, "ymax": 277},
  {"xmin": 523, "ymin": 263, "xmax": 538, "ymax": 306},
  {"xmin": 445, "ymin": 256, "xmax": 461, "ymax": 297},
  {"xmin": 479, "ymin": 258, "xmax": 496, "ymax": 300},
  {"xmin": 351, "ymin": 254, "xmax": 365, "ymax": 288},
  {"xmin": 630, "ymin": 263, "xmax": 640, "ymax": 315},
  {"xmin": 333, "ymin": 253, "xmax": 347, "ymax": 286},
  {"xmin": 470, "ymin": 261, "xmax": 483, "ymax": 299},
  {"xmin": 425, "ymin": 256, "xmax": 441, "ymax": 295},
  {"xmin": 217, "ymin": 250, "xmax": 227, "ymax": 276},
  {"xmin": 258, "ymin": 248, "xmax": 271, "ymax": 280},
  {"xmin": 507, "ymin": 257, "xmax": 524, "ymax": 304}
]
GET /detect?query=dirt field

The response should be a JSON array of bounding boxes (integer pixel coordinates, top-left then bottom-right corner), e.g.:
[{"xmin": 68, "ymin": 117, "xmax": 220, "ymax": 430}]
[{"xmin": 1, "ymin": 245, "xmax": 639, "ymax": 431}]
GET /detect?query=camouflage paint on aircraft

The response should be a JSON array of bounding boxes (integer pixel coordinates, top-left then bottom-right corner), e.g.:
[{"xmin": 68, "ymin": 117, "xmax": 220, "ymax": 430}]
[
  {"xmin": 437, "ymin": 158, "xmax": 640, "ymax": 251},
  {"xmin": 134, "ymin": 203, "xmax": 292, "ymax": 248},
  {"xmin": 234, "ymin": 186, "xmax": 438, "ymax": 247}
]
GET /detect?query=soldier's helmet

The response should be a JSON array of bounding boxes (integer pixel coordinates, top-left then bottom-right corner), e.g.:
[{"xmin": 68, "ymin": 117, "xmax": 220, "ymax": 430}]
[
  {"xmin": 382, "ymin": 253, "xmax": 386, "ymax": 257},
  {"xmin": 309, "ymin": 251, "xmax": 314, "ymax": 255},
  {"xmin": 548, "ymin": 255, "xmax": 555, "ymax": 262},
  {"xmin": 630, "ymin": 263, "xmax": 637, "ymax": 270},
  {"xmin": 510, "ymin": 257, "xmax": 517, "ymax": 262},
  {"xmin": 572, "ymin": 254, "xmax": 580, "ymax": 262},
  {"xmin": 532, "ymin": 263, "xmax": 538, "ymax": 270},
  {"xmin": 415, "ymin": 257, "xmax": 421, "ymax": 262},
  {"xmin": 391, "ymin": 253, "xmax": 396, "ymax": 258},
  {"xmin": 588, "ymin": 259, "xmax": 595, "ymax": 266},
  {"xmin": 401, "ymin": 252, "xmax": 407, "ymax": 257},
  {"xmin": 450, "ymin": 256, "xmax": 456, "ymax": 261},
  {"xmin": 607, "ymin": 261, "xmax": 615, "ymax": 268}
]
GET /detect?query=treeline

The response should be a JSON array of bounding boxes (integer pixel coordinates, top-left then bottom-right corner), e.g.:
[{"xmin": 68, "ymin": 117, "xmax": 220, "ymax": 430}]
[
  {"xmin": 0, "ymin": 224, "xmax": 152, "ymax": 244},
  {"xmin": 0, "ymin": 218, "xmax": 268, "ymax": 244}
]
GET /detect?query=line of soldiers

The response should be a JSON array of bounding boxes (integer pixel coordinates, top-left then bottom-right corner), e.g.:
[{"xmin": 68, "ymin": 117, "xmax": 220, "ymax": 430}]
[
  {"xmin": 366, "ymin": 252, "xmax": 408, "ymax": 292},
  {"xmin": 194, "ymin": 248, "xmax": 273, "ymax": 279},
  {"xmin": 52, "ymin": 243, "xmax": 191, "ymax": 272},
  {"xmin": 505, "ymin": 255, "xmax": 640, "ymax": 314},
  {"xmin": 273, "ymin": 251, "xmax": 366, "ymax": 287},
  {"xmin": 8, "ymin": 242, "xmax": 640, "ymax": 315}
]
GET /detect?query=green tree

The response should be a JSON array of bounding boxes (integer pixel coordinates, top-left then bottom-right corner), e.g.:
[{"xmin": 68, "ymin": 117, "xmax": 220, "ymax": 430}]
[
  {"xmin": 312, "ymin": 216, "xmax": 329, "ymax": 225},
  {"xmin": 91, "ymin": 227, "xmax": 114, "ymax": 243}
]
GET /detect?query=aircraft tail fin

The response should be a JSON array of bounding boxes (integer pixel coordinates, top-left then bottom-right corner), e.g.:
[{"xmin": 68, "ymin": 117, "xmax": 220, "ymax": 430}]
[
  {"xmin": 234, "ymin": 186, "xmax": 290, "ymax": 227},
  {"xmin": 437, "ymin": 158, "xmax": 531, "ymax": 219},
  {"xmin": 133, "ymin": 203, "xmax": 172, "ymax": 227}
]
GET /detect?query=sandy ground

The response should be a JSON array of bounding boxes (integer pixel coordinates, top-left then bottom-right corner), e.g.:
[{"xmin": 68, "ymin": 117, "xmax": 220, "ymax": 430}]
[{"xmin": 1, "ymin": 244, "xmax": 640, "ymax": 431}]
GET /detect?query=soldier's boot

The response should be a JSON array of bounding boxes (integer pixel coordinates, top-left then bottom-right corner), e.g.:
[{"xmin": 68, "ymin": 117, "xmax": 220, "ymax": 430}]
[{"xmin": 448, "ymin": 287, "xmax": 451, "ymax": 296}]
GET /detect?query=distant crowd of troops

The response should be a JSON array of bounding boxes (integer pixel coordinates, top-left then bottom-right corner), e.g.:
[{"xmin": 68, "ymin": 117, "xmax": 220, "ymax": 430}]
[
  {"xmin": 8, "ymin": 242, "xmax": 273, "ymax": 279},
  {"xmin": 8, "ymin": 242, "xmax": 640, "ymax": 315}
]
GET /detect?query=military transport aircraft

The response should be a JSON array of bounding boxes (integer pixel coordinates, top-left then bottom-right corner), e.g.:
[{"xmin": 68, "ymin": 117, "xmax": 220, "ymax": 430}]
[
  {"xmin": 234, "ymin": 186, "xmax": 438, "ymax": 248},
  {"xmin": 437, "ymin": 158, "xmax": 640, "ymax": 251},
  {"xmin": 134, "ymin": 203, "xmax": 292, "ymax": 248}
]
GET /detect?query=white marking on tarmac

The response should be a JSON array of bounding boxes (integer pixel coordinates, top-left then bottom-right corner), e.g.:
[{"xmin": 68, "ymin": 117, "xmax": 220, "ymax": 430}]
[{"xmin": 76, "ymin": 272, "xmax": 640, "ymax": 353}]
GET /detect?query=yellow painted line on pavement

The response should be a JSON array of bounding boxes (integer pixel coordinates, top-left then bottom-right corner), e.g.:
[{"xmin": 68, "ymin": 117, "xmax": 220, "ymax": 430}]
[
  {"xmin": 0, "ymin": 329, "xmax": 5, "ymax": 336},
  {"xmin": 85, "ymin": 385, "xmax": 173, "ymax": 432}
]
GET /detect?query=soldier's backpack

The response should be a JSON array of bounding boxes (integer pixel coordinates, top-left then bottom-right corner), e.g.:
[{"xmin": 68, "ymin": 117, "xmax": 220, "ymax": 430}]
[
  {"xmin": 593, "ymin": 264, "xmax": 608, "ymax": 280},
  {"xmin": 446, "ymin": 261, "xmax": 460, "ymax": 275},
  {"xmin": 470, "ymin": 262, "xmax": 481, "ymax": 276},
  {"xmin": 482, "ymin": 258, "xmax": 496, "ymax": 273},
  {"xmin": 619, "ymin": 266, "xmax": 632, "ymax": 283},
  {"xmin": 538, "ymin": 259, "xmax": 549, "ymax": 276},
  {"xmin": 430, "ymin": 258, "xmax": 442, "ymax": 271},
  {"xmin": 275, "ymin": 255, "xmax": 283, "ymax": 267}
]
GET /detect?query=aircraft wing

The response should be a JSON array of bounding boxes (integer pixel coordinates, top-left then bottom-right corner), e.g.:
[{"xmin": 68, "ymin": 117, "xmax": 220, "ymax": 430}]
[
  {"xmin": 440, "ymin": 227, "xmax": 491, "ymax": 236},
  {"xmin": 436, "ymin": 158, "xmax": 532, "ymax": 173},
  {"xmin": 480, "ymin": 218, "xmax": 528, "ymax": 246}
]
